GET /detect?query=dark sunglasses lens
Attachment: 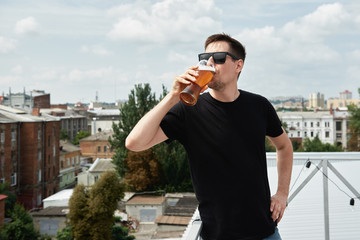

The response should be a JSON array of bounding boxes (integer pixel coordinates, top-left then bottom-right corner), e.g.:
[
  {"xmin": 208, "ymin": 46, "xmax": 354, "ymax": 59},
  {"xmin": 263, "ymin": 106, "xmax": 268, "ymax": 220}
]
[
  {"xmin": 213, "ymin": 52, "xmax": 226, "ymax": 64},
  {"xmin": 199, "ymin": 53, "xmax": 211, "ymax": 61}
]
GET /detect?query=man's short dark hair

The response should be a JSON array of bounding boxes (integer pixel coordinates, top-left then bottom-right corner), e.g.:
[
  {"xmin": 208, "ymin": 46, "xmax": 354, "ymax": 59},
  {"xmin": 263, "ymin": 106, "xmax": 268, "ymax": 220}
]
[{"xmin": 205, "ymin": 33, "xmax": 246, "ymax": 62}]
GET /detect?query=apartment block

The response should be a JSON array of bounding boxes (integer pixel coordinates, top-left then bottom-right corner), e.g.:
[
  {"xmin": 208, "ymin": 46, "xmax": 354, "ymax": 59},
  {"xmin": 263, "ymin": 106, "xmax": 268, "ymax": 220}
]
[{"xmin": 0, "ymin": 105, "xmax": 60, "ymax": 210}]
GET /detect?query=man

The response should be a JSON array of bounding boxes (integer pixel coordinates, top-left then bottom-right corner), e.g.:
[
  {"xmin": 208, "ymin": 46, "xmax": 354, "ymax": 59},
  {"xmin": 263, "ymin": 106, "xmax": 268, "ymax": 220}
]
[{"xmin": 126, "ymin": 33, "xmax": 293, "ymax": 240}]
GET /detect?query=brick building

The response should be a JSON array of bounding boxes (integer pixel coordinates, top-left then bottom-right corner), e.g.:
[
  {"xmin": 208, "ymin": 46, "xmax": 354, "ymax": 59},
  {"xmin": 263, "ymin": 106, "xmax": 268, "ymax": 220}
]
[
  {"xmin": 59, "ymin": 140, "xmax": 81, "ymax": 190},
  {"xmin": 79, "ymin": 130, "xmax": 114, "ymax": 162},
  {"xmin": 0, "ymin": 105, "xmax": 60, "ymax": 210}
]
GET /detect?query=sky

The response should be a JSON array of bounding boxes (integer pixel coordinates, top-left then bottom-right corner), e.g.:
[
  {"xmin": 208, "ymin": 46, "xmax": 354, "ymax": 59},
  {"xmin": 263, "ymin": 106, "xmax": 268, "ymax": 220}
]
[{"xmin": 0, "ymin": 0, "xmax": 359, "ymax": 104}]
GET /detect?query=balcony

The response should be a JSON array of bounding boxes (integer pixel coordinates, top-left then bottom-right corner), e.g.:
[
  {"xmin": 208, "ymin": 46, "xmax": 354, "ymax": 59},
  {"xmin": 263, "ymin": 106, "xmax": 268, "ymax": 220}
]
[{"xmin": 182, "ymin": 152, "xmax": 360, "ymax": 240}]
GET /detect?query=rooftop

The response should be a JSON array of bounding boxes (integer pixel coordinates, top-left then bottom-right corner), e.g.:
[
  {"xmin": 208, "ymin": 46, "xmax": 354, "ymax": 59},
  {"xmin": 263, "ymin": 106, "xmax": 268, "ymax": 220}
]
[
  {"xmin": 88, "ymin": 158, "xmax": 115, "ymax": 172},
  {"xmin": 127, "ymin": 195, "xmax": 165, "ymax": 205}
]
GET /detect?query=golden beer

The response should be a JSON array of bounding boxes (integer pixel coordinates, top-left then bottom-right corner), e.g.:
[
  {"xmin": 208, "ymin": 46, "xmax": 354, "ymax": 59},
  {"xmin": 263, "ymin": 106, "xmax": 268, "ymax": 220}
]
[{"xmin": 180, "ymin": 64, "xmax": 215, "ymax": 106}]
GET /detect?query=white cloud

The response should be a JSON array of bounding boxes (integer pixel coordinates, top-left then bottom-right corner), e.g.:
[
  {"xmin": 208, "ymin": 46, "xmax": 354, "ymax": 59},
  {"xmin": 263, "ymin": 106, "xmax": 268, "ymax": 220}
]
[
  {"xmin": 0, "ymin": 36, "xmax": 17, "ymax": 53},
  {"xmin": 11, "ymin": 65, "xmax": 23, "ymax": 74},
  {"xmin": 80, "ymin": 45, "xmax": 112, "ymax": 56},
  {"xmin": 281, "ymin": 3, "xmax": 351, "ymax": 43},
  {"xmin": 61, "ymin": 67, "xmax": 114, "ymax": 83},
  {"xmin": 14, "ymin": 17, "xmax": 38, "ymax": 35},
  {"xmin": 107, "ymin": 0, "xmax": 222, "ymax": 44}
]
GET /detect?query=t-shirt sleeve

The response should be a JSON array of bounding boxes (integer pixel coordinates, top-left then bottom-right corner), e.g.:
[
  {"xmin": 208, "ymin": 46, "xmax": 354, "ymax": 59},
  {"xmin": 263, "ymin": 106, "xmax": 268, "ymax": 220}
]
[
  {"xmin": 265, "ymin": 99, "xmax": 283, "ymax": 138},
  {"xmin": 160, "ymin": 102, "xmax": 187, "ymax": 144}
]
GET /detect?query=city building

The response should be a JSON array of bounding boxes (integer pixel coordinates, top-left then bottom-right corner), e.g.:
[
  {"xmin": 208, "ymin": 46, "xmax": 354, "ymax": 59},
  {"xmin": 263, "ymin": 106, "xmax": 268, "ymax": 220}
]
[
  {"xmin": 77, "ymin": 158, "xmax": 115, "ymax": 187},
  {"xmin": 0, "ymin": 105, "xmax": 60, "ymax": 210},
  {"xmin": 308, "ymin": 92, "xmax": 325, "ymax": 109},
  {"xmin": 126, "ymin": 195, "xmax": 166, "ymax": 223},
  {"xmin": 327, "ymin": 90, "xmax": 360, "ymax": 109},
  {"xmin": 40, "ymin": 108, "xmax": 88, "ymax": 141},
  {"xmin": 79, "ymin": 130, "xmax": 114, "ymax": 161},
  {"xmin": 277, "ymin": 111, "xmax": 335, "ymax": 144},
  {"xmin": 59, "ymin": 140, "xmax": 82, "ymax": 190},
  {"xmin": 1, "ymin": 89, "xmax": 50, "ymax": 111},
  {"xmin": 87, "ymin": 108, "xmax": 120, "ymax": 134}
]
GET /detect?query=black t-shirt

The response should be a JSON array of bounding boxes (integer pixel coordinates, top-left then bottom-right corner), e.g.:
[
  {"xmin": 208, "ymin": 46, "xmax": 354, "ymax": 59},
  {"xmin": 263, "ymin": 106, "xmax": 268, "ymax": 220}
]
[{"xmin": 160, "ymin": 90, "xmax": 283, "ymax": 240}]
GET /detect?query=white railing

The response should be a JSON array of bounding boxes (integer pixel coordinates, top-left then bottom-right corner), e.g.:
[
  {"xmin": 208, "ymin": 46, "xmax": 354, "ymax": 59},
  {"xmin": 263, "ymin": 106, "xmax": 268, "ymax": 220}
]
[{"xmin": 182, "ymin": 152, "xmax": 360, "ymax": 240}]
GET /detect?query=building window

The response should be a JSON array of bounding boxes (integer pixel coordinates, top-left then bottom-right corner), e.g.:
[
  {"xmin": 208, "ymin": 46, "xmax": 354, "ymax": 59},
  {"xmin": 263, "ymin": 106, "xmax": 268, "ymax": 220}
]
[
  {"xmin": 72, "ymin": 157, "xmax": 74, "ymax": 165},
  {"xmin": 297, "ymin": 131, "xmax": 300, "ymax": 137},
  {"xmin": 61, "ymin": 161, "xmax": 64, "ymax": 169},
  {"xmin": 304, "ymin": 131, "xmax": 307, "ymax": 137},
  {"xmin": 311, "ymin": 122, "xmax": 313, "ymax": 128},
  {"xmin": 98, "ymin": 146, "xmax": 101, "ymax": 152},
  {"xmin": 336, "ymin": 121, "xmax": 342, "ymax": 131},
  {"xmin": 311, "ymin": 131, "xmax": 314, "ymax": 137},
  {"xmin": 67, "ymin": 158, "xmax": 70, "ymax": 167},
  {"xmin": 38, "ymin": 127, "xmax": 41, "ymax": 140},
  {"xmin": 336, "ymin": 133, "xmax": 342, "ymax": 138},
  {"xmin": 325, "ymin": 131, "xmax": 330, "ymax": 138},
  {"xmin": 11, "ymin": 129, "xmax": 16, "ymax": 142},
  {"xmin": 304, "ymin": 122, "xmax": 307, "ymax": 127},
  {"xmin": 38, "ymin": 150, "xmax": 42, "ymax": 162},
  {"xmin": 94, "ymin": 175, "xmax": 99, "ymax": 182},
  {"xmin": 37, "ymin": 194, "xmax": 42, "ymax": 206},
  {"xmin": 104, "ymin": 146, "xmax": 107, "ymax": 152},
  {"xmin": 0, "ymin": 130, "xmax": 4, "ymax": 143},
  {"xmin": 38, "ymin": 170, "xmax": 42, "ymax": 182},
  {"xmin": 11, "ymin": 173, "xmax": 17, "ymax": 186},
  {"xmin": 317, "ymin": 122, "xmax": 320, "ymax": 127}
]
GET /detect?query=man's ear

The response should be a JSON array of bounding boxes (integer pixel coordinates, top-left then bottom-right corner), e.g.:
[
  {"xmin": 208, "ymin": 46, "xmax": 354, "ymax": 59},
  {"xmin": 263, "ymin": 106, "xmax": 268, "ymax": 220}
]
[{"xmin": 236, "ymin": 59, "xmax": 244, "ymax": 74}]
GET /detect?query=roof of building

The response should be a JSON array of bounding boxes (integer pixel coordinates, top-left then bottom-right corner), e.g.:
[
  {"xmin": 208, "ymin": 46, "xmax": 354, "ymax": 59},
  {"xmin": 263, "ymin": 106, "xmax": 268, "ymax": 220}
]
[
  {"xmin": 155, "ymin": 215, "xmax": 192, "ymax": 226},
  {"xmin": 60, "ymin": 140, "xmax": 81, "ymax": 153},
  {"xmin": 277, "ymin": 111, "xmax": 333, "ymax": 119},
  {"xmin": 42, "ymin": 189, "xmax": 73, "ymax": 203},
  {"xmin": 165, "ymin": 196, "xmax": 198, "ymax": 216},
  {"xmin": 88, "ymin": 158, "xmax": 115, "ymax": 172},
  {"xmin": 0, "ymin": 195, "xmax": 8, "ymax": 201},
  {"xmin": 80, "ymin": 129, "xmax": 113, "ymax": 141},
  {"xmin": 40, "ymin": 108, "xmax": 86, "ymax": 119},
  {"xmin": 266, "ymin": 155, "xmax": 360, "ymax": 239},
  {"xmin": 126, "ymin": 195, "xmax": 165, "ymax": 205},
  {"xmin": 88, "ymin": 108, "xmax": 120, "ymax": 116},
  {"xmin": 31, "ymin": 206, "xmax": 69, "ymax": 217},
  {"xmin": 0, "ymin": 105, "xmax": 57, "ymax": 122}
]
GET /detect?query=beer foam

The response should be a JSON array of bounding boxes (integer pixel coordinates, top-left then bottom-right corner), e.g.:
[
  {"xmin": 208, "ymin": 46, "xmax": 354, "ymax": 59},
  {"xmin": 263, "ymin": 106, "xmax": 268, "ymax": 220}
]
[{"xmin": 198, "ymin": 65, "xmax": 215, "ymax": 72}]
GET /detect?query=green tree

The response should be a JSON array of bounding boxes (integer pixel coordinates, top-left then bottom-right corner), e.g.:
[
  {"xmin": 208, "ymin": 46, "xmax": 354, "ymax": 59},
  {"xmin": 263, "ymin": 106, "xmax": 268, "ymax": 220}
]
[
  {"xmin": 0, "ymin": 203, "xmax": 39, "ymax": 240},
  {"xmin": 88, "ymin": 171, "xmax": 125, "ymax": 240},
  {"xmin": 110, "ymin": 84, "xmax": 192, "ymax": 192},
  {"xmin": 56, "ymin": 226, "xmax": 73, "ymax": 240},
  {"xmin": 111, "ymin": 225, "xmax": 135, "ymax": 240},
  {"xmin": 347, "ymin": 101, "xmax": 360, "ymax": 151},
  {"xmin": 303, "ymin": 136, "xmax": 343, "ymax": 152},
  {"xmin": 110, "ymin": 83, "xmax": 157, "ymax": 177},
  {"xmin": 68, "ymin": 171, "xmax": 126, "ymax": 240},
  {"xmin": 68, "ymin": 184, "xmax": 91, "ymax": 240},
  {"xmin": 73, "ymin": 130, "xmax": 90, "ymax": 145},
  {"xmin": 60, "ymin": 129, "xmax": 69, "ymax": 140},
  {"xmin": 0, "ymin": 182, "xmax": 17, "ymax": 217}
]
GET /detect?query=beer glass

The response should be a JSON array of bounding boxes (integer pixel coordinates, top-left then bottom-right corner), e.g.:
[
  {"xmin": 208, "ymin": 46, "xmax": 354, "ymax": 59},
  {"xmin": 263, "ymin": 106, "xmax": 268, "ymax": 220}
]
[{"xmin": 180, "ymin": 60, "xmax": 215, "ymax": 106}]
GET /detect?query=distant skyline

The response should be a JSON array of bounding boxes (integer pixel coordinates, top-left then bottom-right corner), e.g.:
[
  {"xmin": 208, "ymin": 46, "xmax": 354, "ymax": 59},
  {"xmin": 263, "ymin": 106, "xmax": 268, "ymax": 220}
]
[{"xmin": 1, "ymin": 0, "xmax": 360, "ymax": 104}]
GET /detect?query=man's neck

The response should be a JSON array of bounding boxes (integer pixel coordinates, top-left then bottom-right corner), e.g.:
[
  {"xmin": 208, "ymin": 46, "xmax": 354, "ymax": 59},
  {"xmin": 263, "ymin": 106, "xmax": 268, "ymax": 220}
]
[{"xmin": 209, "ymin": 87, "xmax": 240, "ymax": 102}]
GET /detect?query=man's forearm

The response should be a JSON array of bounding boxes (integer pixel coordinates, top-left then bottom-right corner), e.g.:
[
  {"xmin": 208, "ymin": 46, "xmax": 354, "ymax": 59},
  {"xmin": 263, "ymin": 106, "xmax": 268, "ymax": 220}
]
[
  {"xmin": 276, "ymin": 143, "xmax": 293, "ymax": 196},
  {"xmin": 125, "ymin": 92, "xmax": 179, "ymax": 152}
]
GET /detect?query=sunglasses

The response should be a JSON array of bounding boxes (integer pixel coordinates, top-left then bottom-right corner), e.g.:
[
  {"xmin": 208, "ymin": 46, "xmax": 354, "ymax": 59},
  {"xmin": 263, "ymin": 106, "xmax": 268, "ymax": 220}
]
[{"xmin": 198, "ymin": 52, "xmax": 240, "ymax": 64}]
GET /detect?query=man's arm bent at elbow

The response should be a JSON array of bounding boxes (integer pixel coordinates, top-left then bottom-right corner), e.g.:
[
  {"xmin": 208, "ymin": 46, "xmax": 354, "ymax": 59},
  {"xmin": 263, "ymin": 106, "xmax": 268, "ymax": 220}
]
[{"xmin": 267, "ymin": 128, "xmax": 293, "ymax": 223}]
